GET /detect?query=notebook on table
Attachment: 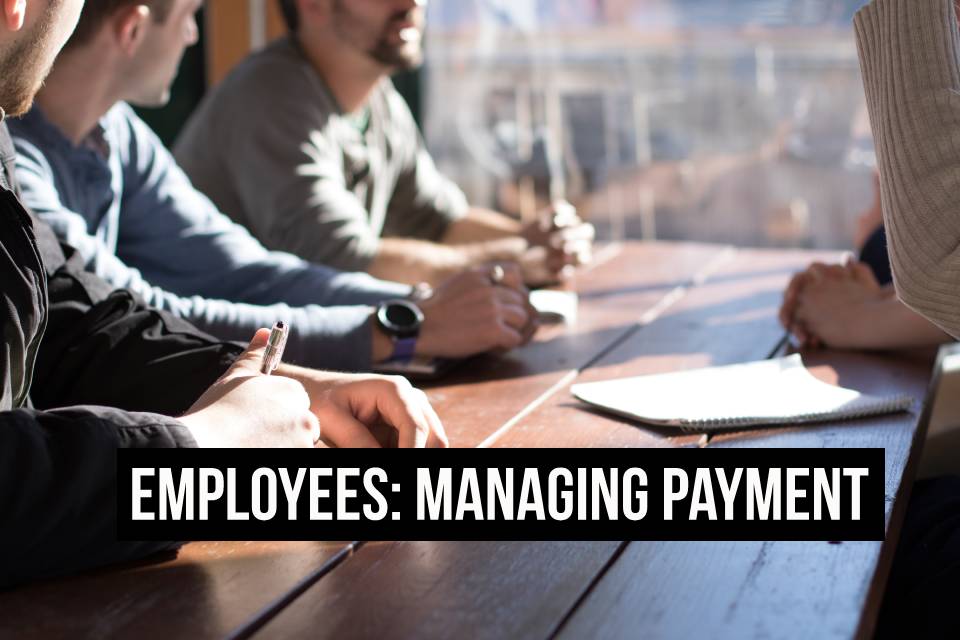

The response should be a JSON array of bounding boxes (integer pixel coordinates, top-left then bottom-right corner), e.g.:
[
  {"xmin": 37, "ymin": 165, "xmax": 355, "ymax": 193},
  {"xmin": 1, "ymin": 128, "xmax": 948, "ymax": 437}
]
[{"xmin": 571, "ymin": 354, "xmax": 914, "ymax": 432}]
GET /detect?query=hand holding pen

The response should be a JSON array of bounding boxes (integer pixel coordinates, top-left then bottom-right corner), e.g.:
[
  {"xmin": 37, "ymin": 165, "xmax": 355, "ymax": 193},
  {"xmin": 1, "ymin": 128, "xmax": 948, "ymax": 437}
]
[
  {"xmin": 179, "ymin": 325, "xmax": 321, "ymax": 448},
  {"xmin": 260, "ymin": 321, "xmax": 289, "ymax": 375}
]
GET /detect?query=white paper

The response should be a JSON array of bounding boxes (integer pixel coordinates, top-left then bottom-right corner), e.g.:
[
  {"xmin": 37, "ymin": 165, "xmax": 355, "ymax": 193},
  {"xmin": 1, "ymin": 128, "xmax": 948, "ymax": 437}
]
[{"xmin": 571, "ymin": 355, "xmax": 913, "ymax": 430}]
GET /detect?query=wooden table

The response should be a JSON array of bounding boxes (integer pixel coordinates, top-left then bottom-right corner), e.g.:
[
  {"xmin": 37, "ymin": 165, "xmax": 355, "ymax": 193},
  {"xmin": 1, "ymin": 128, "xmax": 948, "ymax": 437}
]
[{"xmin": 0, "ymin": 241, "xmax": 934, "ymax": 640}]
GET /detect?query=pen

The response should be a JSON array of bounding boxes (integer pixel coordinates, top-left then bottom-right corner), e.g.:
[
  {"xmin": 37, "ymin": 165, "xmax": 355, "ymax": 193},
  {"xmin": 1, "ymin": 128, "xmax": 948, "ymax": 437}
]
[{"xmin": 260, "ymin": 321, "xmax": 289, "ymax": 375}]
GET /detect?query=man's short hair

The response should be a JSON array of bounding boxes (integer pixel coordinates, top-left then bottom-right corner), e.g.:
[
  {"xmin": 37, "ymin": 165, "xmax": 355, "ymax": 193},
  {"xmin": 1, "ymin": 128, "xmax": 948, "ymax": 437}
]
[
  {"xmin": 277, "ymin": 0, "xmax": 298, "ymax": 33},
  {"xmin": 66, "ymin": 0, "xmax": 175, "ymax": 48}
]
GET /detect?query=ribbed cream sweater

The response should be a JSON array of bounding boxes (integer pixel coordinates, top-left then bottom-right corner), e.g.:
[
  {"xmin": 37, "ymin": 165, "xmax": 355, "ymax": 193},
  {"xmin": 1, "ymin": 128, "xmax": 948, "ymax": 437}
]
[{"xmin": 856, "ymin": 0, "xmax": 960, "ymax": 338}]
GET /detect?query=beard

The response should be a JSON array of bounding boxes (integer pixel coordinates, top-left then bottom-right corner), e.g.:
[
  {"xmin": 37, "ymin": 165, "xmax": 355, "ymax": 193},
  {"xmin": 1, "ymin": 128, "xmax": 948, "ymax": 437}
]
[
  {"xmin": 0, "ymin": 2, "xmax": 61, "ymax": 117},
  {"xmin": 332, "ymin": 1, "xmax": 425, "ymax": 72},
  {"xmin": 369, "ymin": 35, "xmax": 423, "ymax": 71}
]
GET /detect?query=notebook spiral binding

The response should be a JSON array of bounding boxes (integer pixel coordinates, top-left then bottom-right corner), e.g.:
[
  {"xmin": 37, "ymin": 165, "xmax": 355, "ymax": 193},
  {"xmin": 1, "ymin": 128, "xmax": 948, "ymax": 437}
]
[{"xmin": 677, "ymin": 394, "xmax": 916, "ymax": 433}]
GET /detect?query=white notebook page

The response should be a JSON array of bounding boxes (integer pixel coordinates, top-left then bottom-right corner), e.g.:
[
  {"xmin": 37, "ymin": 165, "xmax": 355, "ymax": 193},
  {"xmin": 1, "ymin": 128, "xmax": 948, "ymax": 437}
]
[{"xmin": 571, "ymin": 355, "xmax": 914, "ymax": 431}]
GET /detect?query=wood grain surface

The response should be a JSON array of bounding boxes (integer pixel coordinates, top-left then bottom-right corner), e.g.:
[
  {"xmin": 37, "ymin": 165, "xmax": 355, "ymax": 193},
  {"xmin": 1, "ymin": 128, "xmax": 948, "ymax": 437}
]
[{"xmin": 1, "ymin": 242, "xmax": 932, "ymax": 640}]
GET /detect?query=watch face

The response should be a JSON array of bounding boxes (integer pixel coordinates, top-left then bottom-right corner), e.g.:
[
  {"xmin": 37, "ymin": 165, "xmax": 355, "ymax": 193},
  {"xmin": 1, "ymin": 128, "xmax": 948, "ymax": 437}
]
[
  {"xmin": 385, "ymin": 303, "xmax": 418, "ymax": 328},
  {"xmin": 378, "ymin": 299, "xmax": 424, "ymax": 338}
]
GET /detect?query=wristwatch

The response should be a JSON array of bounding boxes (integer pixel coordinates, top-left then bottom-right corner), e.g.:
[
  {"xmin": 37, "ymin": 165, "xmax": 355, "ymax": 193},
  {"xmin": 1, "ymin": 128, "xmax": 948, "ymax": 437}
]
[{"xmin": 376, "ymin": 299, "xmax": 424, "ymax": 362}]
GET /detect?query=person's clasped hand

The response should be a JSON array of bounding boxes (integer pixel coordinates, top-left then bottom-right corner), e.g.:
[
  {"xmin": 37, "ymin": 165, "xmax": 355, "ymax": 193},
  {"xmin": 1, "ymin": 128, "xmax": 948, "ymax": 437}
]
[
  {"xmin": 417, "ymin": 262, "xmax": 538, "ymax": 358},
  {"xmin": 520, "ymin": 200, "xmax": 595, "ymax": 286},
  {"xmin": 779, "ymin": 260, "xmax": 883, "ymax": 348}
]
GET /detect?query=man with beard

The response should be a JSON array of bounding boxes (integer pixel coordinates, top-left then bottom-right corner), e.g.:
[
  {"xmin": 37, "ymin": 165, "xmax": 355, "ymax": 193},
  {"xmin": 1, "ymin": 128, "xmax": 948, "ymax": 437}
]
[
  {"xmin": 0, "ymin": 0, "xmax": 447, "ymax": 589},
  {"xmin": 11, "ymin": 0, "xmax": 540, "ymax": 373},
  {"xmin": 174, "ymin": 0, "xmax": 595, "ymax": 287}
]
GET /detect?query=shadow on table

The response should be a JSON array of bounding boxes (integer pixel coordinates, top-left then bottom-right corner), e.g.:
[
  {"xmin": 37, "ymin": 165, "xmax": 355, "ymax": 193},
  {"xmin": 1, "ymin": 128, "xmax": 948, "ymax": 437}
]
[
  {"xmin": 578, "ymin": 265, "xmax": 799, "ymax": 301},
  {"xmin": 555, "ymin": 400, "xmax": 702, "ymax": 444}
]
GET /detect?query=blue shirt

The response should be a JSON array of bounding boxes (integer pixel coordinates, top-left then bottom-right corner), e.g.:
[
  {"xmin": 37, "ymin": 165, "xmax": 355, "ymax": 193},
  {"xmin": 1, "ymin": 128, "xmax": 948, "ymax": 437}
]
[{"xmin": 10, "ymin": 103, "xmax": 411, "ymax": 371}]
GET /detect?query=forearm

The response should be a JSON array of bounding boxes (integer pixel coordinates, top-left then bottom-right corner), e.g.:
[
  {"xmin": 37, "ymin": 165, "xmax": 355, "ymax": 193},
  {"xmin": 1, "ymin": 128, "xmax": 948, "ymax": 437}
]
[
  {"xmin": 441, "ymin": 207, "xmax": 523, "ymax": 244},
  {"xmin": 368, "ymin": 236, "xmax": 526, "ymax": 286},
  {"xmin": 855, "ymin": 0, "xmax": 960, "ymax": 337},
  {"xmin": 863, "ymin": 293, "xmax": 953, "ymax": 349},
  {"xmin": 32, "ymin": 259, "xmax": 241, "ymax": 415},
  {"xmin": 144, "ymin": 293, "xmax": 381, "ymax": 373},
  {"xmin": 0, "ymin": 407, "xmax": 193, "ymax": 587}
]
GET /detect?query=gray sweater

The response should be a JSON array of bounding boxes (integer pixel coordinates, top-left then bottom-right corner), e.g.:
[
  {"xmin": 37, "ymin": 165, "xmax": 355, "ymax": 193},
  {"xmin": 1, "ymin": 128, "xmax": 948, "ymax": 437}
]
[
  {"xmin": 174, "ymin": 36, "xmax": 468, "ymax": 273},
  {"xmin": 855, "ymin": 0, "xmax": 960, "ymax": 338}
]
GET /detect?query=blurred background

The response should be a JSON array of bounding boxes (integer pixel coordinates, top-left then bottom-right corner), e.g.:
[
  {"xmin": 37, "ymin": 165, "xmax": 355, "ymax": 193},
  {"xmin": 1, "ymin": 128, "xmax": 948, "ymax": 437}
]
[{"xmin": 145, "ymin": 0, "xmax": 874, "ymax": 250}]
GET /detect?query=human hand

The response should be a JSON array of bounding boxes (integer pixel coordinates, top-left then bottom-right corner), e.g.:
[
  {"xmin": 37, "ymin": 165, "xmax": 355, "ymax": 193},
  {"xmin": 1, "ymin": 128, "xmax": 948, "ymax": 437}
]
[
  {"xmin": 414, "ymin": 263, "xmax": 538, "ymax": 358},
  {"xmin": 294, "ymin": 372, "xmax": 448, "ymax": 448},
  {"xmin": 788, "ymin": 261, "xmax": 884, "ymax": 349},
  {"xmin": 520, "ymin": 201, "xmax": 595, "ymax": 286},
  {"xmin": 179, "ymin": 329, "xmax": 320, "ymax": 448}
]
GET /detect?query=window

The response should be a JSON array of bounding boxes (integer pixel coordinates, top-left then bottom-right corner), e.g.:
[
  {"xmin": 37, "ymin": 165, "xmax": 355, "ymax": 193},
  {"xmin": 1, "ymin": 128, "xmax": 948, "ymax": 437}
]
[{"xmin": 422, "ymin": 0, "xmax": 873, "ymax": 249}]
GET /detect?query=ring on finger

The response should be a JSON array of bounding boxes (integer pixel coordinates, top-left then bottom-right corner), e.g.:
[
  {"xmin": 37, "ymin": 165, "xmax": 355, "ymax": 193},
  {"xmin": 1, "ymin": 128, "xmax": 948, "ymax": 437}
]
[{"xmin": 490, "ymin": 264, "xmax": 505, "ymax": 286}]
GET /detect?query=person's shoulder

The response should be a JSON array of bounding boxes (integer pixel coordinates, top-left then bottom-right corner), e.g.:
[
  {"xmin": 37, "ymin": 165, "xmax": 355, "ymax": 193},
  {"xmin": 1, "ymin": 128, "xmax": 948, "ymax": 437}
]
[
  {"xmin": 104, "ymin": 102, "xmax": 162, "ymax": 147},
  {"xmin": 218, "ymin": 36, "xmax": 319, "ymax": 102},
  {"xmin": 105, "ymin": 101, "xmax": 141, "ymax": 125},
  {"xmin": 9, "ymin": 108, "xmax": 68, "ymax": 174},
  {"xmin": 8, "ymin": 106, "xmax": 58, "ymax": 148}
]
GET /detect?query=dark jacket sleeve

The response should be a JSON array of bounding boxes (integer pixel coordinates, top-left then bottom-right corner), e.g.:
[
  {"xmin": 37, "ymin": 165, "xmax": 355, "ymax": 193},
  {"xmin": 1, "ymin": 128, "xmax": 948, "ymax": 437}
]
[
  {"xmin": 0, "ymin": 236, "xmax": 241, "ymax": 587},
  {"xmin": 0, "ymin": 172, "xmax": 243, "ymax": 586},
  {"xmin": 30, "ymin": 218, "xmax": 244, "ymax": 416},
  {"xmin": 0, "ymin": 406, "xmax": 196, "ymax": 588}
]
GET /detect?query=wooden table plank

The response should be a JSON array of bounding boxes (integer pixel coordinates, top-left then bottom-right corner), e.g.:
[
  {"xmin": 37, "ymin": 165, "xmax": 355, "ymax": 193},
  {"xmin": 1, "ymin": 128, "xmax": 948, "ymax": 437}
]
[
  {"xmin": 252, "ymin": 247, "xmax": 830, "ymax": 640},
  {"xmin": 5, "ymin": 243, "xmax": 923, "ymax": 640},
  {"xmin": 0, "ymin": 541, "xmax": 352, "ymax": 640},
  {"xmin": 251, "ymin": 541, "xmax": 623, "ymax": 640},
  {"xmin": 424, "ymin": 242, "xmax": 729, "ymax": 448},
  {"xmin": 555, "ymin": 351, "xmax": 933, "ymax": 640},
  {"xmin": 0, "ymin": 242, "xmax": 724, "ymax": 640}
]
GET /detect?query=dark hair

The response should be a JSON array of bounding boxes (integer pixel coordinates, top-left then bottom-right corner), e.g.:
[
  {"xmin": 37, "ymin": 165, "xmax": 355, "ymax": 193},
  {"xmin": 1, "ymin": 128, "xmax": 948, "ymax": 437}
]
[
  {"xmin": 277, "ymin": 0, "xmax": 299, "ymax": 33},
  {"xmin": 66, "ymin": 0, "xmax": 175, "ymax": 49}
]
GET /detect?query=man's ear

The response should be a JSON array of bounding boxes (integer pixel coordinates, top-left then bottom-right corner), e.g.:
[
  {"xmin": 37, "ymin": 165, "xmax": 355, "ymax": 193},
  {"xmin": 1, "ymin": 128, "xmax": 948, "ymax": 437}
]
[
  {"xmin": 3, "ymin": 0, "xmax": 26, "ymax": 31},
  {"xmin": 113, "ymin": 4, "xmax": 151, "ymax": 55}
]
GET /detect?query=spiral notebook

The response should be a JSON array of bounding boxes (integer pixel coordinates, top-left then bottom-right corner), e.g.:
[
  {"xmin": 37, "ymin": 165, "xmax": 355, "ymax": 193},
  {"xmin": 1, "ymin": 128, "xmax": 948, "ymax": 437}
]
[{"xmin": 571, "ymin": 354, "xmax": 914, "ymax": 431}]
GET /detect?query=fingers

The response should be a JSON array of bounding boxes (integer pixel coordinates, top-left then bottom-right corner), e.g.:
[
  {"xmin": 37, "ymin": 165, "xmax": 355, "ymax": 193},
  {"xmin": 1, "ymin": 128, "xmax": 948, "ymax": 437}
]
[
  {"xmin": 482, "ymin": 262, "xmax": 525, "ymax": 291},
  {"xmin": 545, "ymin": 224, "xmax": 594, "ymax": 269},
  {"xmin": 225, "ymin": 328, "xmax": 272, "ymax": 378},
  {"xmin": 519, "ymin": 312, "xmax": 540, "ymax": 345},
  {"xmin": 492, "ymin": 283, "xmax": 529, "ymax": 310},
  {"xmin": 847, "ymin": 261, "xmax": 880, "ymax": 288},
  {"xmin": 374, "ymin": 382, "xmax": 440, "ymax": 449},
  {"xmin": 499, "ymin": 319, "xmax": 527, "ymax": 348},
  {"xmin": 805, "ymin": 263, "xmax": 828, "ymax": 282},
  {"xmin": 414, "ymin": 388, "xmax": 449, "ymax": 448},
  {"xmin": 489, "ymin": 272, "xmax": 536, "ymax": 335},
  {"xmin": 780, "ymin": 272, "xmax": 807, "ymax": 328},
  {"xmin": 320, "ymin": 379, "xmax": 448, "ymax": 449},
  {"xmin": 498, "ymin": 302, "xmax": 531, "ymax": 332},
  {"xmin": 551, "ymin": 222, "xmax": 595, "ymax": 246},
  {"xmin": 305, "ymin": 412, "xmax": 322, "ymax": 448},
  {"xmin": 317, "ymin": 406, "xmax": 383, "ymax": 448}
]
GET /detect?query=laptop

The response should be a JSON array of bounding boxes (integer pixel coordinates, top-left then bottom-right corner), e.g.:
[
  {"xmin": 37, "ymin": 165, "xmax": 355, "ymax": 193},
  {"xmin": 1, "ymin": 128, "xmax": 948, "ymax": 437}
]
[{"xmin": 915, "ymin": 342, "xmax": 960, "ymax": 478}]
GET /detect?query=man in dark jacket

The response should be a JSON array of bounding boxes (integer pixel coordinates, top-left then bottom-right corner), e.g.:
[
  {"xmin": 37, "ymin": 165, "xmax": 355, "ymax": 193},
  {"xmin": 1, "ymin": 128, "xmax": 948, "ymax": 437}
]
[{"xmin": 0, "ymin": 0, "xmax": 446, "ymax": 589}]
